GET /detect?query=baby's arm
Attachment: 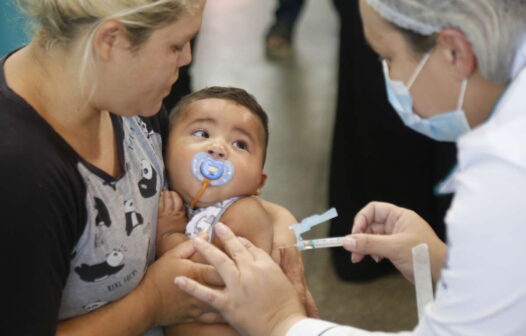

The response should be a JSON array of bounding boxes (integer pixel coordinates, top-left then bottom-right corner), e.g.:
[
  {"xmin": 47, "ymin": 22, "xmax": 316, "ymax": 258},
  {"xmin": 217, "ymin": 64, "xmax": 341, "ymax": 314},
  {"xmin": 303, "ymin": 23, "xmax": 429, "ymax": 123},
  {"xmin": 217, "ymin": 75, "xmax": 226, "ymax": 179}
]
[
  {"xmin": 214, "ymin": 196, "xmax": 274, "ymax": 255},
  {"xmin": 156, "ymin": 190, "xmax": 188, "ymax": 257},
  {"xmin": 165, "ymin": 196, "xmax": 274, "ymax": 336}
]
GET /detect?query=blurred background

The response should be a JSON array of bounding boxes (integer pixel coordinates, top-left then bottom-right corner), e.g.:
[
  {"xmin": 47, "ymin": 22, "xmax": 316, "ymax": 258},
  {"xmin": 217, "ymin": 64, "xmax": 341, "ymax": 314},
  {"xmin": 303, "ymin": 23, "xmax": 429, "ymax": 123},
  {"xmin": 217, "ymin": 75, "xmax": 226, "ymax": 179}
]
[
  {"xmin": 0, "ymin": 1, "xmax": 29, "ymax": 57},
  {"xmin": 1, "ymin": 0, "xmax": 457, "ymax": 332}
]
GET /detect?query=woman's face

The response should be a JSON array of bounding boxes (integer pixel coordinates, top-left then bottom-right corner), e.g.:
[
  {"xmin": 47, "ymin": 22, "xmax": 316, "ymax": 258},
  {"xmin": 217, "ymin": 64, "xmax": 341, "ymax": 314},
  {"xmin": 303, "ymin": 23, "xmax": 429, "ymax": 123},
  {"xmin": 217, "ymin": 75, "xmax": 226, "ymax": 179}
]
[
  {"xmin": 358, "ymin": 0, "xmax": 465, "ymax": 120},
  {"xmin": 95, "ymin": 1, "xmax": 205, "ymax": 117}
]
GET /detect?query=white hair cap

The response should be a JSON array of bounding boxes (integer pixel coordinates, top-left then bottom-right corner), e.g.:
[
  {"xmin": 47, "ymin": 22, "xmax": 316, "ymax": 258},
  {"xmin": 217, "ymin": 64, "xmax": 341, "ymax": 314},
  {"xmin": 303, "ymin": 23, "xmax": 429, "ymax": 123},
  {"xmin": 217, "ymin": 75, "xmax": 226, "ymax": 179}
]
[
  {"xmin": 366, "ymin": 0, "xmax": 442, "ymax": 35},
  {"xmin": 365, "ymin": 0, "xmax": 526, "ymax": 82}
]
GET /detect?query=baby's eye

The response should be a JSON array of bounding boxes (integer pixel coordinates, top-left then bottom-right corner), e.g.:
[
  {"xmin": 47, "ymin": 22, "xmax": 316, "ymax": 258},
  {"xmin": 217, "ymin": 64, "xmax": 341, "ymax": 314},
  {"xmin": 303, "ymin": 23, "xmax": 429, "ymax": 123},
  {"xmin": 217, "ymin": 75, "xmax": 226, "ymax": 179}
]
[
  {"xmin": 192, "ymin": 130, "xmax": 209, "ymax": 138},
  {"xmin": 233, "ymin": 140, "xmax": 248, "ymax": 150}
]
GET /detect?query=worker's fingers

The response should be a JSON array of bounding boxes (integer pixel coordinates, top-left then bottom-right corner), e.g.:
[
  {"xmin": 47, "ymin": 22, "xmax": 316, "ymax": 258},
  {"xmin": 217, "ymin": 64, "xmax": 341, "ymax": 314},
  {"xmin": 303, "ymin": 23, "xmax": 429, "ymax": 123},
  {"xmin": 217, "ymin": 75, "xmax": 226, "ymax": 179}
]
[
  {"xmin": 214, "ymin": 223, "xmax": 257, "ymax": 263},
  {"xmin": 344, "ymin": 233, "xmax": 398, "ymax": 262},
  {"xmin": 352, "ymin": 201, "xmax": 396, "ymax": 234},
  {"xmin": 171, "ymin": 239, "xmax": 197, "ymax": 259},
  {"xmin": 175, "ymin": 276, "xmax": 226, "ymax": 312},
  {"xmin": 200, "ymin": 266, "xmax": 224, "ymax": 287},
  {"xmin": 236, "ymin": 234, "xmax": 270, "ymax": 261},
  {"xmin": 192, "ymin": 234, "xmax": 240, "ymax": 285},
  {"xmin": 350, "ymin": 252, "xmax": 365, "ymax": 264}
]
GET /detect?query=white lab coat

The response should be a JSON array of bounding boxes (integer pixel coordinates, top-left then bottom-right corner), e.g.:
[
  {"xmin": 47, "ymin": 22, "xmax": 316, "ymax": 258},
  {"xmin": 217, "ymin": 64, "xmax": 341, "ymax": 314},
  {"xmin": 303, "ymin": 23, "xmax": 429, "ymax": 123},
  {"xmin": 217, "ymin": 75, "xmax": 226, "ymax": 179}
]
[{"xmin": 287, "ymin": 67, "xmax": 526, "ymax": 336}]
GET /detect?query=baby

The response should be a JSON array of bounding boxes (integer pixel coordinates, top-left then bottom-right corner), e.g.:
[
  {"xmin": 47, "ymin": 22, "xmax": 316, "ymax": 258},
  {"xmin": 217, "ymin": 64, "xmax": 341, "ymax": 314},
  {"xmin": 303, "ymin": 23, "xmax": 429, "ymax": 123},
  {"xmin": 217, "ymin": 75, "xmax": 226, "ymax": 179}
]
[{"xmin": 157, "ymin": 86, "xmax": 299, "ymax": 335}]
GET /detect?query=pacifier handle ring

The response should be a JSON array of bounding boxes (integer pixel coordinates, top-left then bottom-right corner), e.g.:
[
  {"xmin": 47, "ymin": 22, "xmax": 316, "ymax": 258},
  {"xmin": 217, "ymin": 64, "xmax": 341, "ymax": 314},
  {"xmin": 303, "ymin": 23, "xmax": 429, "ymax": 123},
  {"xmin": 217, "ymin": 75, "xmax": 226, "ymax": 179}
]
[{"xmin": 189, "ymin": 179, "xmax": 211, "ymax": 210}]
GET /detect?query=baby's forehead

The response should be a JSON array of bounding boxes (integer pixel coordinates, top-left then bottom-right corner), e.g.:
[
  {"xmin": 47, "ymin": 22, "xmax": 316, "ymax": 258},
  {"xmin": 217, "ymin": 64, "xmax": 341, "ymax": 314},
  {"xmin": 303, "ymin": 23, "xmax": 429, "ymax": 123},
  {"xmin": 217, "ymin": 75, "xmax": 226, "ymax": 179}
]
[{"xmin": 178, "ymin": 98, "xmax": 267, "ymax": 141}]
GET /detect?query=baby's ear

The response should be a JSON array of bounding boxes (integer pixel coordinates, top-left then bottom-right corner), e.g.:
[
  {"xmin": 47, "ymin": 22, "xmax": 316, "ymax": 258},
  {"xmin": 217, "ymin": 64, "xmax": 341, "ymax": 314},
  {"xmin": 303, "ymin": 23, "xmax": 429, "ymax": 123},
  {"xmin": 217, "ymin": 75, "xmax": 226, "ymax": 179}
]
[{"xmin": 255, "ymin": 172, "xmax": 268, "ymax": 195}]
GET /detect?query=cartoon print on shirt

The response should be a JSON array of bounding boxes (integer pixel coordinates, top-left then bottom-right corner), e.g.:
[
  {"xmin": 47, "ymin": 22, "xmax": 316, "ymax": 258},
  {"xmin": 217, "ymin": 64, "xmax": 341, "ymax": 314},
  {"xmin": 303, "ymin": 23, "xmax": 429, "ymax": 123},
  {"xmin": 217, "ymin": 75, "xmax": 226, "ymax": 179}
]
[
  {"xmin": 94, "ymin": 197, "xmax": 111, "ymax": 228},
  {"xmin": 138, "ymin": 160, "xmax": 157, "ymax": 198},
  {"xmin": 125, "ymin": 199, "xmax": 144, "ymax": 236},
  {"xmin": 74, "ymin": 250, "xmax": 125, "ymax": 282}
]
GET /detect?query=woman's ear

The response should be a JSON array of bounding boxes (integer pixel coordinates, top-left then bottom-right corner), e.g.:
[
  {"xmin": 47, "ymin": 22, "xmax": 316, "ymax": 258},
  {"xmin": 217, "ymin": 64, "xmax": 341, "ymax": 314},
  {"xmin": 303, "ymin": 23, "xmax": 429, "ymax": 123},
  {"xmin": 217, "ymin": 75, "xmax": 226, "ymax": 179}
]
[
  {"xmin": 92, "ymin": 20, "xmax": 125, "ymax": 61},
  {"xmin": 255, "ymin": 172, "xmax": 268, "ymax": 196},
  {"xmin": 437, "ymin": 27, "xmax": 477, "ymax": 79}
]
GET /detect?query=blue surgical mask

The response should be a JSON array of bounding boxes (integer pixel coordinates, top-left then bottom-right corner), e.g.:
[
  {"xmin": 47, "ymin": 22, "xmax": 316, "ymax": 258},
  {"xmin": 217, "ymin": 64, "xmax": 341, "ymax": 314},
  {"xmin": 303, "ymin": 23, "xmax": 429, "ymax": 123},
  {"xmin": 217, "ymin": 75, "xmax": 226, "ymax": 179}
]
[{"xmin": 382, "ymin": 53, "xmax": 471, "ymax": 142}]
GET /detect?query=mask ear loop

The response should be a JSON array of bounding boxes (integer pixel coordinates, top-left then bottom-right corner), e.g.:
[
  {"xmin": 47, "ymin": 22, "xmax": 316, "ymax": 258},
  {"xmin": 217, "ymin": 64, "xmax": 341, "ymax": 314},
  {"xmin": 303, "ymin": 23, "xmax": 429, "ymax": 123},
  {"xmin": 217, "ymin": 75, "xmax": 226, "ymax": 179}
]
[
  {"xmin": 456, "ymin": 78, "xmax": 468, "ymax": 110},
  {"xmin": 407, "ymin": 52, "xmax": 432, "ymax": 89},
  {"xmin": 189, "ymin": 179, "xmax": 211, "ymax": 210}
]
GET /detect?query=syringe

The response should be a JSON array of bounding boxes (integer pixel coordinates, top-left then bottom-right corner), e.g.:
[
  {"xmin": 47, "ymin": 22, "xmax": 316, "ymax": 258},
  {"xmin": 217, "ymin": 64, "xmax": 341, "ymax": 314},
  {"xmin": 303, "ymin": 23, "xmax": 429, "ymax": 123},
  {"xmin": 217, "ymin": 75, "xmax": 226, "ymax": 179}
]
[{"xmin": 281, "ymin": 236, "xmax": 346, "ymax": 251}]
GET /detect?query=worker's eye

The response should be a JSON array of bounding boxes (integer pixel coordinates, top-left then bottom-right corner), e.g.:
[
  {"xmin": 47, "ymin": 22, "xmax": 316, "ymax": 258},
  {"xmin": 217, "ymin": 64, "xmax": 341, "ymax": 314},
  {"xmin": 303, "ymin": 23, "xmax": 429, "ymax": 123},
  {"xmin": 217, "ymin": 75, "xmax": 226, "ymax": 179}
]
[
  {"xmin": 233, "ymin": 140, "xmax": 248, "ymax": 150},
  {"xmin": 192, "ymin": 130, "xmax": 209, "ymax": 138}
]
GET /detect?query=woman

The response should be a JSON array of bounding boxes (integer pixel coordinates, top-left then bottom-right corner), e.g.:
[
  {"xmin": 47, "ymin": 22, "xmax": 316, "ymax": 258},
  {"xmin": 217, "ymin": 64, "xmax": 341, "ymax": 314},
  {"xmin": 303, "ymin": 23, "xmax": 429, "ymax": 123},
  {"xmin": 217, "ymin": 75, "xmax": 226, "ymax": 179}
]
[
  {"xmin": 176, "ymin": 0, "xmax": 526, "ymax": 335},
  {"xmin": 0, "ymin": 0, "xmax": 312, "ymax": 335}
]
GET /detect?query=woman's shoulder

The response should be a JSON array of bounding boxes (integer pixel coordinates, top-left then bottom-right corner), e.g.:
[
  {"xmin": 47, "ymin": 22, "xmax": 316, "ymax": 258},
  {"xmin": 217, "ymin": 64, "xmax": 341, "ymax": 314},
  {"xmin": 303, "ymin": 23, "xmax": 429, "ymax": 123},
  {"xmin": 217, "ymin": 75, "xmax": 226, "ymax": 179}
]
[{"xmin": 0, "ymin": 103, "xmax": 80, "ymax": 175}]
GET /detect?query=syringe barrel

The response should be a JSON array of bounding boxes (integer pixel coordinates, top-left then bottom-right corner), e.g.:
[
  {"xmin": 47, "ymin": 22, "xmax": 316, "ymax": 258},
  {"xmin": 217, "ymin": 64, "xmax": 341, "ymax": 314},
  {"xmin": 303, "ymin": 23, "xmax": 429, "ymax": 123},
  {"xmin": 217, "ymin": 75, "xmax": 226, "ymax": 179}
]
[{"xmin": 298, "ymin": 237, "xmax": 345, "ymax": 250}]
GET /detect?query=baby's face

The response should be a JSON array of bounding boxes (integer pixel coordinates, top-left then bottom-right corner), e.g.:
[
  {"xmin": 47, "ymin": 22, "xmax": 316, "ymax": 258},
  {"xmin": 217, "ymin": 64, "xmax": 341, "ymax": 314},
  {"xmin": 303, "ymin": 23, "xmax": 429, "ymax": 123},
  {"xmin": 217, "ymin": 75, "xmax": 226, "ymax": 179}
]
[{"xmin": 166, "ymin": 98, "xmax": 267, "ymax": 207}]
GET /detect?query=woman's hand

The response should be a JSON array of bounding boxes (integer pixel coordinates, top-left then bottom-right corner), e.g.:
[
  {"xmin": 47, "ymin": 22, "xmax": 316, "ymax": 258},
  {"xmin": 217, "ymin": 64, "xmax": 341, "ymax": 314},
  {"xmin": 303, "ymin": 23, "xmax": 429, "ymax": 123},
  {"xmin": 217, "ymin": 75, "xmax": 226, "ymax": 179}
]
[
  {"xmin": 138, "ymin": 239, "xmax": 225, "ymax": 327},
  {"xmin": 260, "ymin": 199, "xmax": 319, "ymax": 318},
  {"xmin": 175, "ymin": 223, "xmax": 307, "ymax": 336},
  {"xmin": 344, "ymin": 201, "xmax": 447, "ymax": 283}
]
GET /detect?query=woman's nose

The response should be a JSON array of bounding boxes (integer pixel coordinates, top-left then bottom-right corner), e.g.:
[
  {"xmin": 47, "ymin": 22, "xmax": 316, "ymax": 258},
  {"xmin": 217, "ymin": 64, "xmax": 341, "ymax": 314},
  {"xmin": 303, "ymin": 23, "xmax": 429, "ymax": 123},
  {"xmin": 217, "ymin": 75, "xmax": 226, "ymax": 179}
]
[{"xmin": 207, "ymin": 144, "xmax": 227, "ymax": 160}]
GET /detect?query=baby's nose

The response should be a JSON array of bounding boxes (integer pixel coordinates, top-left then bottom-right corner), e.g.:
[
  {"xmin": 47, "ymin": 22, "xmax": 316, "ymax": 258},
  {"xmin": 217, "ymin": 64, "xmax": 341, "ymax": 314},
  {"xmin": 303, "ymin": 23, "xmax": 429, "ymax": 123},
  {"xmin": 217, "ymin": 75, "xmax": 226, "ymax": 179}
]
[{"xmin": 207, "ymin": 145, "xmax": 226, "ymax": 160}]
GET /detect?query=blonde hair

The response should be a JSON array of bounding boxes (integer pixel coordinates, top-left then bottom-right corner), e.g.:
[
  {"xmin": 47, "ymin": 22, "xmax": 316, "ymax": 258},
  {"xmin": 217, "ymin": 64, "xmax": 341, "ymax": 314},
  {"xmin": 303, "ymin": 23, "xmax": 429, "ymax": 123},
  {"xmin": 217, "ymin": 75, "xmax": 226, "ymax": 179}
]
[{"xmin": 18, "ymin": 0, "xmax": 201, "ymax": 91}]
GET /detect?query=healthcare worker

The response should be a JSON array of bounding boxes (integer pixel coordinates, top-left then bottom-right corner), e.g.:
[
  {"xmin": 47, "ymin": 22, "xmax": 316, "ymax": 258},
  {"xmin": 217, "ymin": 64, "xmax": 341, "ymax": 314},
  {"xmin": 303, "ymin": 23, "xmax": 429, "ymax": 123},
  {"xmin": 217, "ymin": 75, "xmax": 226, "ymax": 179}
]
[{"xmin": 175, "ymin": 0, "xmax": 526, "ymax": 335}]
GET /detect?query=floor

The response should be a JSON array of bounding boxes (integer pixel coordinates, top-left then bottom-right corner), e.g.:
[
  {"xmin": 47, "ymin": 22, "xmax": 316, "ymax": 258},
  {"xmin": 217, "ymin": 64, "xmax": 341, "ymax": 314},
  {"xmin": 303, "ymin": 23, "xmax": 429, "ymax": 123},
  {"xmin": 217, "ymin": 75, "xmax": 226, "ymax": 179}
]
[{"xmin": 192, "ymin": 0, "xmax": 417, "ymax": 332}]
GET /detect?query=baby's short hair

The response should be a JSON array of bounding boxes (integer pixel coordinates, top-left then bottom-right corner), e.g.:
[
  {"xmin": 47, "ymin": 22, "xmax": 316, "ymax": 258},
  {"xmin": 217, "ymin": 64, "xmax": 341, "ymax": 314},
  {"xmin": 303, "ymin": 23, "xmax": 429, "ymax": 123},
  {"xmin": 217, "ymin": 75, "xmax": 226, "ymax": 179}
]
[{"xmin": 169, "ymin": 86, "xmax": 270, "ymax": 161}]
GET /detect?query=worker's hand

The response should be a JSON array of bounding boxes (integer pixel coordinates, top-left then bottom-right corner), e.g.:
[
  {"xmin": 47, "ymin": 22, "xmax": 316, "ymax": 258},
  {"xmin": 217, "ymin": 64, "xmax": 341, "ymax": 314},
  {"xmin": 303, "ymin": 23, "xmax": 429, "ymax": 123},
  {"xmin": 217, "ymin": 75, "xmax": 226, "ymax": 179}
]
[
  {"xmin": 261, "ymin": 199, "xmax": 319, "ymax": 318},
  {"xmin": 137, "ymin": 239, "xmax": 225, "ymax": 327},
  {"xmin": 175, "ymin": 223, "xmax": 307, "ymax": 336},
  {"xmin": 344, "ymin": 201, "xmax": 447, "ymax": 283}
]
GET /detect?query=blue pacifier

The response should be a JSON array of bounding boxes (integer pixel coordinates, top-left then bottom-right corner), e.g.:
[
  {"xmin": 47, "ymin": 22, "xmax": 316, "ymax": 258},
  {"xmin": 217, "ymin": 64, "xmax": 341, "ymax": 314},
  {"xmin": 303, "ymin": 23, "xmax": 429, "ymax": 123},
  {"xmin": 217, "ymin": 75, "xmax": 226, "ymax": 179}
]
[{"xmin": 192, "ymin": 152, "xmax": 234, "ymax": 186}]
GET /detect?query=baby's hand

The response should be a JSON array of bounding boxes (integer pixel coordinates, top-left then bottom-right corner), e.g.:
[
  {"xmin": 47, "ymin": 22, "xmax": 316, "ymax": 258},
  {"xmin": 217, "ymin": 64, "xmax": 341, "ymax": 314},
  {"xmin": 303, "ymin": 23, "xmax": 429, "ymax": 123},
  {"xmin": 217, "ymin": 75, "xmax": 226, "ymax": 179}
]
[
  {"xmin": 158, "ymin": 189, "xmax": 185, "ymax": 220},
  {"xmin": 157, "ymin": 190, "xmax": 188, "ymax": 257}
]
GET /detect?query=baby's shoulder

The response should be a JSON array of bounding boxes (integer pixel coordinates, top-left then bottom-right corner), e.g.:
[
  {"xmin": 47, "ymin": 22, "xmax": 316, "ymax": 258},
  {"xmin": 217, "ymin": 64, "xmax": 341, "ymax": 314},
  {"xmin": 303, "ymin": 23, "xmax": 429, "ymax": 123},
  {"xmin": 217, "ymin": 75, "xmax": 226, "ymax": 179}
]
[{"xmin": 223, "ymin": 196, "xmax": 271, "ymax": 222}]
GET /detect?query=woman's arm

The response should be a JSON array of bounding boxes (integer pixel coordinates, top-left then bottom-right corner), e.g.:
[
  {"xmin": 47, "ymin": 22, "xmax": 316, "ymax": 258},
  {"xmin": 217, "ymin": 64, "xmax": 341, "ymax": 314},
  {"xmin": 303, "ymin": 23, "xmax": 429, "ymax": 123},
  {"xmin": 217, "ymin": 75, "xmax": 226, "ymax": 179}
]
[{"xmin": 57, "ymin": 240, "xmax": 224, "ymax": 335}]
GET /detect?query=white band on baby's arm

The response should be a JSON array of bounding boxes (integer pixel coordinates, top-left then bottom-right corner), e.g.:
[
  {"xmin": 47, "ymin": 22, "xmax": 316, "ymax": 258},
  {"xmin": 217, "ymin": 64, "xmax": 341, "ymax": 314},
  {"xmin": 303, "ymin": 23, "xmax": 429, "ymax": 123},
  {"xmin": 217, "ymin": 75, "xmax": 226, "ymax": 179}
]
[{"xmin": 287, "ymin": 318, "xmax": 415, "ymax": 336}]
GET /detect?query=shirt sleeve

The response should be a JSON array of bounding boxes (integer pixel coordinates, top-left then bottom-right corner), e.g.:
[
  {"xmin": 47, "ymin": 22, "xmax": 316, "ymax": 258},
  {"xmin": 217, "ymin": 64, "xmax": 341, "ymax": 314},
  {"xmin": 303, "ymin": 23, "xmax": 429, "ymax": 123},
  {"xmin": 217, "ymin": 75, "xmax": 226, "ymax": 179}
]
[
  {"xmin": 0, "ymin": 148, "xmax": 85, "ymax": 335},
  {"xmin": 287, "ymin": 319, "xmax": 414, "ymax": 336}
]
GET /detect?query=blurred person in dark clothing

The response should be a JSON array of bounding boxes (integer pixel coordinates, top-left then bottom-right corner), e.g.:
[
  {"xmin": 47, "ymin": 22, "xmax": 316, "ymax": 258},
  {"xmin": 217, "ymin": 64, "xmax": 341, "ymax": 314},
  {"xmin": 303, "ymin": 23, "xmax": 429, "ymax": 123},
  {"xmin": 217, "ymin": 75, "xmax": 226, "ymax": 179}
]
[
  {"xmin": 265, "ymin": 0, "xmax": 306, "ymax": 59},
  {"xmin": 328, "ymin": 0, "xmax": 456, "ymax": 282}
]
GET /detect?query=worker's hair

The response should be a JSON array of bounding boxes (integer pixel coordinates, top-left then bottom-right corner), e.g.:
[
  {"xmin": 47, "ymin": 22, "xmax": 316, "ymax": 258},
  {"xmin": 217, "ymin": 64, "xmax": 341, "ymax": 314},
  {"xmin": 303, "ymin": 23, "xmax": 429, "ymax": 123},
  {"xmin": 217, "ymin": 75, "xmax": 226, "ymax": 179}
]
[
  {"xmin": 367, "ymin": 0, "xmax": 526, "ymax": 82},
  {"xmin": 169, "ymin": 86, "xmax": 270, "ymax": 163}
]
